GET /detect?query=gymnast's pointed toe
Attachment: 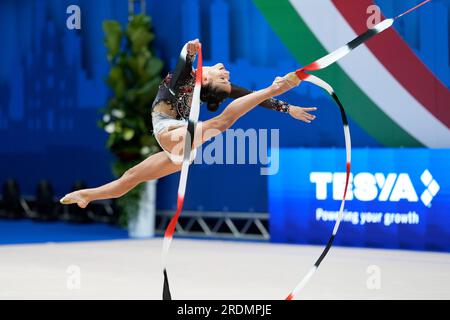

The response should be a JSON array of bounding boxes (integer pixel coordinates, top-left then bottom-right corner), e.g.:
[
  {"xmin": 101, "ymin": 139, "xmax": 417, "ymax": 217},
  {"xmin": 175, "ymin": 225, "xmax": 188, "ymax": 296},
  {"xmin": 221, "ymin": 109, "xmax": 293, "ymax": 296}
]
[
  {"xmin": 59, "ymin": 194, "xmax": 76, "ymax": 205},
  {"xmin": 59, "ymin": 192, "xmax": 89, "ymax": 208}
]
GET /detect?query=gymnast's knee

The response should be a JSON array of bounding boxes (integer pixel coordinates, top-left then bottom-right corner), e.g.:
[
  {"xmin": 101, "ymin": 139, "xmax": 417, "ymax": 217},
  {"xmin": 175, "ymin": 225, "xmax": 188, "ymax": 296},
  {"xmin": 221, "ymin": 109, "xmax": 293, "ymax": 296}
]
[
  {"xmin": 121, "ymin": 167, "xmax": 142, "ymax": 186},
  {"xmin": 212, "ymin": 114, "xmax": 234, "ymax": 133}
]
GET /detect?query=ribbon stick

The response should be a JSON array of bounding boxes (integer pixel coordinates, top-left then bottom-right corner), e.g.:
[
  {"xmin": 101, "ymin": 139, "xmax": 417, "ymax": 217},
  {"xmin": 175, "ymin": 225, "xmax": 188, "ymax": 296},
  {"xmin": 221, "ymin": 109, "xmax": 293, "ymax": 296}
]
[
  {"xmin": 162, "ymin": 44, "xmax": 203, "ymax": 300},
  {"xmin": 302, "ymin": 0, "xmax": 431, "ymax": 72},
  {"xmin": 394, "ymin": 0, "xmax": 431, "ymax": 19},
  {"xmin": 286, "ymin": 0, "xmax": 432, "ymax": 300}
]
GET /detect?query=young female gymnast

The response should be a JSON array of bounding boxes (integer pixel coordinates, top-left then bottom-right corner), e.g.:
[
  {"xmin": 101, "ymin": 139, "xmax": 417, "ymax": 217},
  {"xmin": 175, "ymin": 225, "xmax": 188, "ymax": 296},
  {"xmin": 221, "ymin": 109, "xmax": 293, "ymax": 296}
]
[{"xmin": 60, "ymin": 39, "xmax": 316, "ymax": 208}]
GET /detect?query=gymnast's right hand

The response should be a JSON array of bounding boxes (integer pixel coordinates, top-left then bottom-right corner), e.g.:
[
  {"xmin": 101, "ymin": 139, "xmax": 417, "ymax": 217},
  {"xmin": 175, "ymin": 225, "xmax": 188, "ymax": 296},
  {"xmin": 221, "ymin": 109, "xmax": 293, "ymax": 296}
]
[
  {"xmin": 270, "ymin": 72, "xmax": 301, "ymax": 96},
  {"xmin": 187, "ymin": 39, "xmax": 200, "ymax": 56}
]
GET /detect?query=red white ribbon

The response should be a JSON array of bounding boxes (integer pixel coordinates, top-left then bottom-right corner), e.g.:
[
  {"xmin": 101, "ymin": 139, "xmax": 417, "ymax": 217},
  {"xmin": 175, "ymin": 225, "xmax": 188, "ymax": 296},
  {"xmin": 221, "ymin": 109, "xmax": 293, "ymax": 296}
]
[
  {"xmin": 162, "ymin": 44, "xmax": 203, "ymax": 300},
  {"xmin": 286, "ymin": 0, "xmax": 432, "ymax": 300}
]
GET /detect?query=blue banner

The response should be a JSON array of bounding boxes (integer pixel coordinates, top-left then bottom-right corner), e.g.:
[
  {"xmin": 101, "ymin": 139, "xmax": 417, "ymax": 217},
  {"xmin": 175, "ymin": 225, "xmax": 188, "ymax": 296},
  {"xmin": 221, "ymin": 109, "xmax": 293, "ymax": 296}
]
[{"xmin": 269, "ymin": 148, "xmax": 450, "ymax": 252}]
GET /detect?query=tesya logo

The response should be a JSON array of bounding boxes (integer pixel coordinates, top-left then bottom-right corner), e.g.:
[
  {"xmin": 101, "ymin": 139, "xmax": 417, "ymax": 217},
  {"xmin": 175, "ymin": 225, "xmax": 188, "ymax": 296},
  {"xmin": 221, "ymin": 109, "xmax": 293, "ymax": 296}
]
[
  {"xmin": 310, "ymin": 170, "xmax": 439, "ymax": 207},
  {"xmin": 419, "ymin": 170, "xmax": 440, "ymax": 207}
]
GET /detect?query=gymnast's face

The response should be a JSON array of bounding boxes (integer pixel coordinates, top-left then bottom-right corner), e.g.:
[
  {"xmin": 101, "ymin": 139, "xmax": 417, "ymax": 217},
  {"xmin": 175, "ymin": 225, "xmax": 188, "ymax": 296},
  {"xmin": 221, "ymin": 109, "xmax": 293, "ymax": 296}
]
[{"xmin": 202, "ymin": 63, "xmax": 232, "ymax": 94}]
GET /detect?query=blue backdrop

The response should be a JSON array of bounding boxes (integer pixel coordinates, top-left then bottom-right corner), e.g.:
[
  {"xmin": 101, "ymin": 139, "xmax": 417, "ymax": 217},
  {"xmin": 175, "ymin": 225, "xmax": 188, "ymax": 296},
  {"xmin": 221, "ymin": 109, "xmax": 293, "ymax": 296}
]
[{"xmin": 0, "ymin": 0, "xmax": 449, "ymax": 214}]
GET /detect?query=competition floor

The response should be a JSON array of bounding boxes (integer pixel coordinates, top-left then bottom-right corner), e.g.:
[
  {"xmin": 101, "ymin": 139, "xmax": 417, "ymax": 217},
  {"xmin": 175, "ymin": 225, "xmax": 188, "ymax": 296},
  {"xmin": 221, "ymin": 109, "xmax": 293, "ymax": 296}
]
[{"xmin": 1, "ymin": 238, "xmax": 449, "ymax": 299}]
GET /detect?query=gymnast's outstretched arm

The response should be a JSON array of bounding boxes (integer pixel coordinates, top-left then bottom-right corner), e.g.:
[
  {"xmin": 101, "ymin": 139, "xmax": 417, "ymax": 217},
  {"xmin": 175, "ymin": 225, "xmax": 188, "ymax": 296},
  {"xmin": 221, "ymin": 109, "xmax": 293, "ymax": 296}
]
[
  {"xmin": 230, "ymin": 84, "xmax": 317, "ymax": 123},
  {"xmin": 158, "ymin": 73, "xmax": 302, "ymax": 156}
]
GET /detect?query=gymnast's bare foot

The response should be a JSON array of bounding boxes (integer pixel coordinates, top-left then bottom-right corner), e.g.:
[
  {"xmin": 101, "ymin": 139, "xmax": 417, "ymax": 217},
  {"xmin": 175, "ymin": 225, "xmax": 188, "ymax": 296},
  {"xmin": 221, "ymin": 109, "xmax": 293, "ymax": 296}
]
[{"xmin": 59, "ymin": 190, "xmax": 90, "ymax": 209}]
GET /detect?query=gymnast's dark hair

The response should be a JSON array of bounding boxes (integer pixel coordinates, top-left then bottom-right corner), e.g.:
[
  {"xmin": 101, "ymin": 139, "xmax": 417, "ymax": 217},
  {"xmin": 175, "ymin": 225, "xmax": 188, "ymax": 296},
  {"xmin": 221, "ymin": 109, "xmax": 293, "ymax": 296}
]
[
  {"xmin": 201, "ymin": 83, "xmax": 256, "ymax": 112},
  {"xmin": 200, "ymin": 83, "xmax": 230, "ymax": 112}
]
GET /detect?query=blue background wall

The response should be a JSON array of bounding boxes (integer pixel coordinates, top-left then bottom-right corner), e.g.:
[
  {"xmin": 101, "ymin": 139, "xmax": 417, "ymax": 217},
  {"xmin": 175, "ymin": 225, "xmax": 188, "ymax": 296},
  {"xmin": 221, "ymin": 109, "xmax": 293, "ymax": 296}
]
[{"xmin": 0, "ymin": 0, "xmax": 449, "ymax": 214}]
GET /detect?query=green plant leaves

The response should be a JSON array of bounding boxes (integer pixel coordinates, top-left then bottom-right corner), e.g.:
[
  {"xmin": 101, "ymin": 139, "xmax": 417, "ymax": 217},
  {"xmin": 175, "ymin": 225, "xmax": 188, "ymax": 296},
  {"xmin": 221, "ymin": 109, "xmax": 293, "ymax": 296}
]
[
  {"xmin": 103, "ymin": 21, "xmax": 122, "ymax": 62},
  {"xmin": 123, "ymin": 128, "xmax": 135, "ymax": 141},
  {"xmin": 126, "ymin": 14, "xmax": 154, "ymax": 54},
  {"xmin": 101, "ymin": 13, "xmax": 164, "ymax": 227},
  {"xmin": 146, "ymin": 57, "xmax": 163, "ymax": 78}
]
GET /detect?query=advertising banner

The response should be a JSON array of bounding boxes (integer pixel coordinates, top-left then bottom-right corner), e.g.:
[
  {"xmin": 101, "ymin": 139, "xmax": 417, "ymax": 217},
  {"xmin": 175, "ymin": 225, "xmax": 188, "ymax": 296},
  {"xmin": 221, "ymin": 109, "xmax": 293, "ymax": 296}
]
[{"xmin": 269, "ymin": 148, "xmax": 450, "ymax": 252}]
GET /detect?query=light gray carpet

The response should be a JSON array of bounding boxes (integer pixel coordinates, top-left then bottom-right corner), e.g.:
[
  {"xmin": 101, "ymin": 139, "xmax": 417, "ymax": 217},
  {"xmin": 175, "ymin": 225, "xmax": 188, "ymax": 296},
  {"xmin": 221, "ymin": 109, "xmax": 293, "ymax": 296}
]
[{"xmin": 0, "ymin": 238, "xmax": 449, "ymax": 299}]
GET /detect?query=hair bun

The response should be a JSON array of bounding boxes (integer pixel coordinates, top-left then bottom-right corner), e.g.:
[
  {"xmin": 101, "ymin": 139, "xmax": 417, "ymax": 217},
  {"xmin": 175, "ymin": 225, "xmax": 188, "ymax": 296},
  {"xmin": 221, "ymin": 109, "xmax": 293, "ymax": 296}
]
[
  {"xmin": 207, "ymin": 103, "xmax": 219, "ymax": 112},
  {"xmin": 200, "ymin": 82, "xmax": 230, "ymax": 112}
]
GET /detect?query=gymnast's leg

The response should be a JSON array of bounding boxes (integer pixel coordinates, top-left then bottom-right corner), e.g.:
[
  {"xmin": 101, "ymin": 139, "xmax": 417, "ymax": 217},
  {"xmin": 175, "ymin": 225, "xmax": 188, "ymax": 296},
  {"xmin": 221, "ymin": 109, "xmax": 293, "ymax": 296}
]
[{"xmin": 60, "ymin": 151, "xmax": 181, "ymax": 208}]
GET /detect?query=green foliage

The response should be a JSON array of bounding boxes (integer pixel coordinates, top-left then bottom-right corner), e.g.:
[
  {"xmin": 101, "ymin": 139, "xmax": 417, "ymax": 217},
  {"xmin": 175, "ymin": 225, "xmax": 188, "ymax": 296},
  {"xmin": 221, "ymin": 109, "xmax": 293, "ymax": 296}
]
[{"xmin": 100, "ymin": 14, "xmax": 163, "ymax": 227}]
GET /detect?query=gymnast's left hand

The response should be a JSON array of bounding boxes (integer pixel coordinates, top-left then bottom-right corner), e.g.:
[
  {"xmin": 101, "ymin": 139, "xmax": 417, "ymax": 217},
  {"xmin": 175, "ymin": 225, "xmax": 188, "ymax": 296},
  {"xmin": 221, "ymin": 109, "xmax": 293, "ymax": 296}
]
[{"xmin": 288, "ymin": 106, "xmax": 317, "ymax": 123}]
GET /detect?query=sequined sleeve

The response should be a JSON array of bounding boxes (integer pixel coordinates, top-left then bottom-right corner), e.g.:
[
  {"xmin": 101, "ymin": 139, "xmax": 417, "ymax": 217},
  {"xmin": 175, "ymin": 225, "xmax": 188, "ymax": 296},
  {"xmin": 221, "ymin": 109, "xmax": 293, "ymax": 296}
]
[
  {"xmin": 152, "ymin": 55, "xmax": 196, "ymax": 119},
  {"xmin": 168, "ymin": 52, "xmax": 196, "ymax": 95},
  {"xmin": 259, "ymin": 97, "xmax": 290, "ymax": 113},
  {"xmin": 230, "ymin": 84, "xmax": 291, "ymax": 113}
]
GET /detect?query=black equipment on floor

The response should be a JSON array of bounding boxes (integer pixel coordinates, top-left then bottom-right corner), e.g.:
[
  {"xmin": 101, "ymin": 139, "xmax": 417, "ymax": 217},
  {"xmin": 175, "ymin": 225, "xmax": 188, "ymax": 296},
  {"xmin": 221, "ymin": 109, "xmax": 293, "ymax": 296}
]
[
  {"xmin": 0, "ymin": 179, "xmax": 25, "ymax": 219},
  {"xmin": 31, "ymin": 180, "xmax": 59, "ymax": 221}
]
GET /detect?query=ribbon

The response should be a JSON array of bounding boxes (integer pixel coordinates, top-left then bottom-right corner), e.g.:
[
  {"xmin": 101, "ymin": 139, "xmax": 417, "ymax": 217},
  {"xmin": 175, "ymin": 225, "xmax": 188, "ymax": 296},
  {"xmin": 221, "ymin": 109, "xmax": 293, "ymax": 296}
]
[
  {"xmin": 286, "ymin": 0, "xmax": 432, "ymax": 300},
  {"xmin": 162, "ymin": 44, "xmax": 203, "ymax": 300}
]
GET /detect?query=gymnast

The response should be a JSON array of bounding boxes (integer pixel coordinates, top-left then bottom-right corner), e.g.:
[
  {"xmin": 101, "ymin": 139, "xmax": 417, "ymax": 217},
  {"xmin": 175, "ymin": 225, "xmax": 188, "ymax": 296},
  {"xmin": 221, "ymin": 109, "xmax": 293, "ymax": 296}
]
[{"xmin": 60, "ymin": 39, "xmax": 316, "ymax": 208}]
